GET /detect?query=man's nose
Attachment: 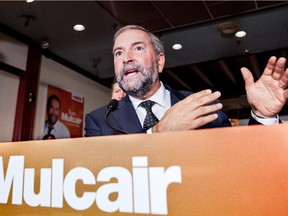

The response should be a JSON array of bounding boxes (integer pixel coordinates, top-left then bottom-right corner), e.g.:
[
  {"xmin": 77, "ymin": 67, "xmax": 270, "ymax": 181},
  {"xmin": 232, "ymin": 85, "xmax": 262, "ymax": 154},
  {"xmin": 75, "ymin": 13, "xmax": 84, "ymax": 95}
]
[
  {"xmin": 52, "ymin": 109, "xmax": 58, "ymax": 115},
  {"xmin": 123, "ymin": 50, "xmax": 133, "ymax": 63}
]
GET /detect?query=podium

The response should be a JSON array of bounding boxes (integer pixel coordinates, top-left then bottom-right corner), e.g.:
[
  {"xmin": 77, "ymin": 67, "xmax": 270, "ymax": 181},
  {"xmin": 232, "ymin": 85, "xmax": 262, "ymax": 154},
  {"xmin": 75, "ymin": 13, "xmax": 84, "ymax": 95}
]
[{"xmin": 1, "ymin": 124, "xmax": 288, "ymax": 216}]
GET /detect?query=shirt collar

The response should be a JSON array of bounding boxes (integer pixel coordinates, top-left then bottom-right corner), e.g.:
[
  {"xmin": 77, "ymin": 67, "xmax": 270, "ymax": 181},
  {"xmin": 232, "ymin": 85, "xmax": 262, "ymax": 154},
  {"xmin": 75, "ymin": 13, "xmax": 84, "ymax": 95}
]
[
  {"xmin": 129, "ymin": 82, "xmax": 169, "ymax": 110},
  {"xmin": 46, "ymin": 120, "xmax": 61, "ymax": 131}
]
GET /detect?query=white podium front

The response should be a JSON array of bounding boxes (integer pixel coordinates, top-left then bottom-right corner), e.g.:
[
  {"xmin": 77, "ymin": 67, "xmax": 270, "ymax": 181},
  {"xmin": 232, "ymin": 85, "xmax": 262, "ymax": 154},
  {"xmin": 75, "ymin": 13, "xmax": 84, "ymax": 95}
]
[{"xmin": 1, "ymin": 124, "xmax": 288, "ymax": 216}]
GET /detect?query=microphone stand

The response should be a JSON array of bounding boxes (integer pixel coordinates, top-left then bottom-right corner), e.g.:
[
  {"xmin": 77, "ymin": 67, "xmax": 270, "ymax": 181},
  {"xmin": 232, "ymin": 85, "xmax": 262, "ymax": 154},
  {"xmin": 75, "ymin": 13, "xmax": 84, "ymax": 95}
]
[{"xmin": 104, "ymin": 99, "xmax": 128, "ymax": 134}]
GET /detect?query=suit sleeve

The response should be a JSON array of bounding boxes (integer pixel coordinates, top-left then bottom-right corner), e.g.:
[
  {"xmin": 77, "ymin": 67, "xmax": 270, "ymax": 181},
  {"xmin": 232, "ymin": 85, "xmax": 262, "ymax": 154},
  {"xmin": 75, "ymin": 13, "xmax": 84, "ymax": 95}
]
[
  {"xmin": 248, "ymin": 115, "xmax": 260, "ymax": 125},
  {"xmin": 84, "ymin": 113, "xmax": 103, "ymax": 136},
  {"xmin": 216, "ymin": 110, "xmax": 232, "ymax": 127}
]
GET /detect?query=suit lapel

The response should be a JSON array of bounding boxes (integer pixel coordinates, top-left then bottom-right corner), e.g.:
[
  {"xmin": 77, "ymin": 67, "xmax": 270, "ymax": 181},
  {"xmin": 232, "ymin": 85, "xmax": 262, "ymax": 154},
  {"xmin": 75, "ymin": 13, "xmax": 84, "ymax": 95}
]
[
  {"xmin": 110, "ymin": 97, "xmax": 143, "ymax": 134},
  {"xmin": 165, "ymin": 85, "xmax": 187, "ymax": 105}
]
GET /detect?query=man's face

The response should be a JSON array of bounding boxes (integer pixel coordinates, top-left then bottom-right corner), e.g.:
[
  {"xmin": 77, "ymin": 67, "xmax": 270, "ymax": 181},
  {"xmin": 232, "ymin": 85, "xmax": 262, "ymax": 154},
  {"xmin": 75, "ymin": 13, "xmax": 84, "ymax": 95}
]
[
  {"xmin": 113, "ymin": 29, "xmax": 163, "ymax": 99},
  {"xmin": 47, "ymin": 99, "xmax": 60, "ymax": 126},
  {"xmin": 112, "ymin": 82, "xmax": 126, "ymax": 101}
]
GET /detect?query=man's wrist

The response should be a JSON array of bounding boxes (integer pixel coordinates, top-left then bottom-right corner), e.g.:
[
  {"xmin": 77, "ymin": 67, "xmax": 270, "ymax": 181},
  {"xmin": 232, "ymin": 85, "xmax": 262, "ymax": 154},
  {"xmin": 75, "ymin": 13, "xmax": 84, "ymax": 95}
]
[
  {"xmin": 252, "ymin": 110, "xmax": 276, "ymax": 119},
  {"xmin": 152, "ymin": 124, "xmax": 159, "ymax": 133}
]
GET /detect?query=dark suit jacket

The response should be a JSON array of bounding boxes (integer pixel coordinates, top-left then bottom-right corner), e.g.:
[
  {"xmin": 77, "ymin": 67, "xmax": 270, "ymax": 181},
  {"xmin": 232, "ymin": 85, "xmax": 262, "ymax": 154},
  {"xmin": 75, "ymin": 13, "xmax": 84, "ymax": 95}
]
[{"xmin": 85, "ymin": 85, "xmax": 232, "ymax": 136}]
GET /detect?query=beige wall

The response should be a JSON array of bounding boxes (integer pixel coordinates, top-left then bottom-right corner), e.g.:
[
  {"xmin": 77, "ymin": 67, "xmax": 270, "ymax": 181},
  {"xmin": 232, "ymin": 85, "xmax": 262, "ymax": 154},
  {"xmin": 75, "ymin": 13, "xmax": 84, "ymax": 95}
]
[
  {"xmin": 0, "ymin": 32, "xmax": 27, "ymax": 70},
  {"xmin": 0, "ymin": 32, "xmax": 111, "ymax": 142},
  {"xmin": 0, "ymin": 70, "xmax": 19, "ymax": 142},
  {"xmin": 0, "ymin": 32, "xmax": 26, "ymax": 142}
]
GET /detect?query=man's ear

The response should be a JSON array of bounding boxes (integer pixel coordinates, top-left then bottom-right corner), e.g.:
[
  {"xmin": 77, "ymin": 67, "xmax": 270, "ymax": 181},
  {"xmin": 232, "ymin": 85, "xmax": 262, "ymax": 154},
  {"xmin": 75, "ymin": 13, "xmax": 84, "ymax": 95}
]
[{"xmin": 157, "ymin": 53, "xmax": 165, "ymax": 73}]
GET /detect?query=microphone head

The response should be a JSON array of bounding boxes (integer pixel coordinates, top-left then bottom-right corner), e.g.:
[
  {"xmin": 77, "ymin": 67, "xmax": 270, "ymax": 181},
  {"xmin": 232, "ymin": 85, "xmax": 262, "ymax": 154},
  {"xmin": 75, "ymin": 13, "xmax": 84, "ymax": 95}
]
[{"xmin": 107, "ymin": 99, "xmax": 119, "ymax": 112}]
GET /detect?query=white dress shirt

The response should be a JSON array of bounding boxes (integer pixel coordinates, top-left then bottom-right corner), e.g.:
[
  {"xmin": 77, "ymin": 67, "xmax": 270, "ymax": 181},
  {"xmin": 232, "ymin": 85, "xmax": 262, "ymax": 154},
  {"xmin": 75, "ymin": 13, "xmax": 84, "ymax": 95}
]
[
  {"xmin": 251, "ymin": 110, "xmax": 279, "ymax": 125},
  {"xmin": 129, "ymin": 82, "xmax": 171, "ymax": 132},
  {"xmin": 44, "ymin": 120, "xmax": 70, "ymax": 139}
]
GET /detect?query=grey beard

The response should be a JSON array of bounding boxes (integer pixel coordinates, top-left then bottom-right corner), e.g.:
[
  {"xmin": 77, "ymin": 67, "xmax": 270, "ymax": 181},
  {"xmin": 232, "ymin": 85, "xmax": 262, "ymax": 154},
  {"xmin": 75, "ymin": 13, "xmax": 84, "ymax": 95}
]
[
  {"xmin": 118, "ymin": 61, "xmax": 159, "ymax": 99},
  {"xmin": 124, "ymin": 74, "xmax": 155, "ymax": 98}
]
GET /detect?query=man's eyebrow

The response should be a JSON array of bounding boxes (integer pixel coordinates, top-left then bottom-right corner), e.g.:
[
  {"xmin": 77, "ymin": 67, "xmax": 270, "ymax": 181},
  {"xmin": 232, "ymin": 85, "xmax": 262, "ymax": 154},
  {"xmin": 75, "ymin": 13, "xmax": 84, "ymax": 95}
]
[
  {"xmin": 113, "ymin": 41, "xmax": 146, "ymax": 54},
  {"xmin": 113, "ymin": 46, "xmax": 123, "ymax": 54},
  {"xmin": 131, "ymin": 41, "xmax": 145, "ymax": 47}
]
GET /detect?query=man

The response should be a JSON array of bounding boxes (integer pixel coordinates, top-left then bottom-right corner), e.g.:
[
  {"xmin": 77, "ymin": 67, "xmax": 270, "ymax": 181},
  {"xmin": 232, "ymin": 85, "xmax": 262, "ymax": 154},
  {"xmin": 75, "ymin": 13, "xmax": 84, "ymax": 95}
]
[
  {"xmin": 44, "ymin": 94, "xmax": 70, "ymax": 139},
  {"xmin": 85, "ymin": 25, "xmax": 288, "ymax": 136},
  {"xmin": 111, "ymin": 78, "xmax": 126, "ymax": 100}
]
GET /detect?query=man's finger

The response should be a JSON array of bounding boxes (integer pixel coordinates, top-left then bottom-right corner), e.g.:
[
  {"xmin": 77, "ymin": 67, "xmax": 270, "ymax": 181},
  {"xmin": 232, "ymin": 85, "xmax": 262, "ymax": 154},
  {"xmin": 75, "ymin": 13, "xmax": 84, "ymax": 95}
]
[
  {"xmin": 278, "ymin": 68, "xmax": 288, "ymax": 89},
  {"xmin": 272, "ymin": 57, "xmax": 287, "ymax": 80},
  {"xmin": 262, "ymin": 56, "xmax": 277, "ymax": 76},
  {"xmin": 240, "ymin": 67, "xmax": 254, "ymax": 89},
  {"xmin": 190, "ymin": 113, "xmax": 219, "ymax": 129},
  {"xmin": 192, "ymin": 102, "xmax": 223, "ymax": 118}
]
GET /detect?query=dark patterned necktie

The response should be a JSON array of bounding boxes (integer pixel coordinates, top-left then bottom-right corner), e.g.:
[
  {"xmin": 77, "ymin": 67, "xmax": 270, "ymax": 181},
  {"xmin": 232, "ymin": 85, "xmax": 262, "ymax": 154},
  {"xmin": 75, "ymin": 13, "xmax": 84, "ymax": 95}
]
[
  {"xmin": 139, "ymin": 100, "xmax": 159, "ymax": 131},
  {"xmin": 47, "ymin": 126, "xmax": 53, "ymax": 135}
]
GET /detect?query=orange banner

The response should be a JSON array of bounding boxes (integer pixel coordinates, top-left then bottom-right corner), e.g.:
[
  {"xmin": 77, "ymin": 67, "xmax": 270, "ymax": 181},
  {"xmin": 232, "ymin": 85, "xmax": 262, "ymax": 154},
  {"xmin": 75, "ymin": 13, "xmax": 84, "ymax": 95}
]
[
  {"xmin": 1, "ymin": 124, "xmax": 288, "ymax": 215},
  {"xmin": 44, "ymin": 85, "xmax": 84, "ymax": 139}
]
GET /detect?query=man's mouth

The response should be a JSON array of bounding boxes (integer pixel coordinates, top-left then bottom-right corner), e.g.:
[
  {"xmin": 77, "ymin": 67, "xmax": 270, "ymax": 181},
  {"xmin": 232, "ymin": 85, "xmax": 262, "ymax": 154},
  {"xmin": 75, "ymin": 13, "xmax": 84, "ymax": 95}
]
[{"xmin": 124, "ymin": 69, "xmax": 138, "ymax": 76}]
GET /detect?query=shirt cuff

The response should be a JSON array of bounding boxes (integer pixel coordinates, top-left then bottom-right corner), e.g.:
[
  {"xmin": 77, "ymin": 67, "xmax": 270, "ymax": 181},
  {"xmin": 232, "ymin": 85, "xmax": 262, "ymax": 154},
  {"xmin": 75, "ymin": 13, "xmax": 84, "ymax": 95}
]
[
  {"xmin": 146, "ymin": 128, "xmax": 153, "ymax": 134},
  {"xmin": 251, "ymin": 110, "xmax": 279, "ymax": 125}
]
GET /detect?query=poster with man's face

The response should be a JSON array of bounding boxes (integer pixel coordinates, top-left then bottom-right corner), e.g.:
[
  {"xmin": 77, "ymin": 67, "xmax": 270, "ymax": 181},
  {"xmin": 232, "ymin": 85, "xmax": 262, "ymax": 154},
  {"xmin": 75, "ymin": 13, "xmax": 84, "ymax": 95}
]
[{"xmin": 43, "ymin": 85, "xmax": 84, "ymax": 139}]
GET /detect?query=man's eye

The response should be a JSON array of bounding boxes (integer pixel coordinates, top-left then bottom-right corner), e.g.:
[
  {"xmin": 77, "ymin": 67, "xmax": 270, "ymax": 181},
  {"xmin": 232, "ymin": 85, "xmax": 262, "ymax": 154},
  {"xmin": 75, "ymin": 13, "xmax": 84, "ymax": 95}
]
[
  {"xmin": 114, "ymin": 51, "xmax": 122, "ymax": 57},
  {"xmin": 135, "ymin": 46, "xmax": 144, "ymax": 51}
]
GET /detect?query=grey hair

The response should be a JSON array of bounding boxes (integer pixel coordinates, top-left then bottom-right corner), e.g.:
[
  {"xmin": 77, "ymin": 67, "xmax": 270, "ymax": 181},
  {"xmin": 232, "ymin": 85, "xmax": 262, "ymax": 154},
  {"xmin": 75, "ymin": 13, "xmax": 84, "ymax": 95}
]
[{"xmin": 113, "ymin": 25, "xmax": 164, "ymax": 55}]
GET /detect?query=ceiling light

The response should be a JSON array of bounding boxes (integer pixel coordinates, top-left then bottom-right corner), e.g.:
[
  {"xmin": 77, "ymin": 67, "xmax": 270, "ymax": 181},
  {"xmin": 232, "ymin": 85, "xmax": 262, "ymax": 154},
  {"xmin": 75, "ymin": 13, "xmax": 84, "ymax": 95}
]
[
  {"xmin": 26, "ymin": 0, "xmax": 34, "ymax": 2},
  {"xmin": 41, "ymin": 40, "xmax": 49, "ymax": 49},
  {"xmin": 172, "ymin": 44, "xmax": 182, "ymax": 50},
  {"xmin": 218, "ymin": 21, "xmax": 240, "ymax": 37},
  {"xmin": 235, "ymin": 31, "xmax": 247, "ymax": 38},
  {"xmin": 73, "ymin": 24, "xmax": 85, "ymax": 31}
]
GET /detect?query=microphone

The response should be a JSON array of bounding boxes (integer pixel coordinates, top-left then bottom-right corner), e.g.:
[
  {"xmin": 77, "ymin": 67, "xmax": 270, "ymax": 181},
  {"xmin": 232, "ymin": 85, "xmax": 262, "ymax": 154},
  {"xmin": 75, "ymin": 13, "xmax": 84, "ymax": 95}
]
[
  {"xmin": 105, "ymin": 99, "xmax": 128, "ymax": 134},
  {"xmin": 107, "ymin": 99, "xmax": 119, "ymax": 112}
]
